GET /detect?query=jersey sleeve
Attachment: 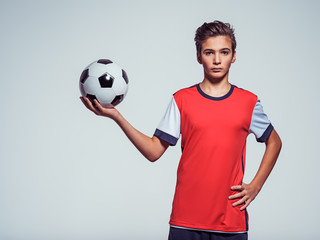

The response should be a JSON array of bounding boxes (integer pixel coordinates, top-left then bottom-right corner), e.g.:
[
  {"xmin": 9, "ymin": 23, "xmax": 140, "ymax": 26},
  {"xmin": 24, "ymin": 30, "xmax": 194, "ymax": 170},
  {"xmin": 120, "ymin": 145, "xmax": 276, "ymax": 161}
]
[
  {"xmin": 249, "ymin": 99, "xmax": 274, "ymax": 142},
  {"xmin": 153, "ymin": 96, "xmax": 181, "ymax": 146}
]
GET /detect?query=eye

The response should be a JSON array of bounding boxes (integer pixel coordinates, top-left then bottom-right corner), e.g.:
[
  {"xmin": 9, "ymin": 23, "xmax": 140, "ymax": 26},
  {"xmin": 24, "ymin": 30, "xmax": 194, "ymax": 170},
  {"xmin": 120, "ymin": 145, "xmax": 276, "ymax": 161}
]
[
  {"xmin": 204, "ymin": 51, "xmax": 213, "ymax": 55},
  {"xmin": 221, "ymin": 51, "xmax": 229, "ymax": 55}
]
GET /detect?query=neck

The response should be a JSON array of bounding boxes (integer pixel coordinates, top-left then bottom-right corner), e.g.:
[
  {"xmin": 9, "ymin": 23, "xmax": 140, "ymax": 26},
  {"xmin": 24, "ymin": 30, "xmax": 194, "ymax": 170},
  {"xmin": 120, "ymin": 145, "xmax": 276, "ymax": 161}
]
[{"xmin": 200, "ymin": 78, "xmax": 231, "ymax": 98}]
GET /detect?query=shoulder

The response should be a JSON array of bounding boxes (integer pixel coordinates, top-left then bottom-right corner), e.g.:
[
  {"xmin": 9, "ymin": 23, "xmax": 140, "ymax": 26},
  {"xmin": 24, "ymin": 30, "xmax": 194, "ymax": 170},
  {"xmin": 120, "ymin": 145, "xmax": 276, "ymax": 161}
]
[
  {"xmin": 173, "ymin": 84, "xmax": 198, "ymax": 101},
  {"xmin": 173, "ymin": 83, "xmax": 199, "ymax": 98},
  {"xmin": 232, "ymin": 85, "xmax": 258, "ymax": 101},
  {"xmin": 174, "ymin": 84, "xmax": 198, "ymax": 96},
  {"xmin": 170, "ymin": 84, "xmax": 200, "ymax": 111}
]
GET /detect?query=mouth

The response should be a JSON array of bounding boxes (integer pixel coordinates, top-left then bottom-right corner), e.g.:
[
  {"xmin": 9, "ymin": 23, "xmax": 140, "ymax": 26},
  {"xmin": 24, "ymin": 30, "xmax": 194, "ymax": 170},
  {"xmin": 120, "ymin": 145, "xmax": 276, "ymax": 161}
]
[{"xmin": 211, "ymin": 68, "xmax": 222, "ymax": 72}]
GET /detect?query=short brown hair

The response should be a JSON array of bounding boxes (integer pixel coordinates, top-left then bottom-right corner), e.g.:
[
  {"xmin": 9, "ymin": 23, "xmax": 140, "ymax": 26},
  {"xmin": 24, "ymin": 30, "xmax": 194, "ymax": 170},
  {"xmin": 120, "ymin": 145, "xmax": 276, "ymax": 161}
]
[{"xmin": 194, "ymin": 21, "xmax": 236, "ymax": 54}]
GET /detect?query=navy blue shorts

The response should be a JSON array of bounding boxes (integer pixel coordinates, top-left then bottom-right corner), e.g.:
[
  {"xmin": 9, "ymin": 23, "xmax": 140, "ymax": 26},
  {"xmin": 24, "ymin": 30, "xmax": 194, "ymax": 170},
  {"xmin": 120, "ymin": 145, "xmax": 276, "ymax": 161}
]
[{"xmin": 168, "ymin": 227, "xmax": 248, "ymax": 240}]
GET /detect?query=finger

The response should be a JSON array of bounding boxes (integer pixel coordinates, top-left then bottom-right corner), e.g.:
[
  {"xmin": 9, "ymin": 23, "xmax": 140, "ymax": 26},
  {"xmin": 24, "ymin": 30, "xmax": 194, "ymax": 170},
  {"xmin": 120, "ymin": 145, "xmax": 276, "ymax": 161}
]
[
  {"xmin": 85, "ymin": 97, "xmax": 96, "ymax": 109},
  {"xmin": 229, "ymin": 192, "xmax": 245, "ymax": 200},
  {"xmin": 93, "ymin": 99, "xmax": 104, "ymax": 112},
  {"xmin": 83, "ymin": 97, "xmax": 100, "ymax": 114},
  {"xmin": 80, "ymin": 96, "xmax": 88, "ymax": 107},
  {"xmin": 240, "ymin": 199, "xmax": 251, "ymax": 211},
  {"xmin": 231, "ymin": 185, "xmax": 243, "ymax": 191},
  {"xmin": 232, "ymin": 196, "xmax": 249, "ymax": 207},
  {"xmin": 80, "ymin": 97, "xmax": 92, "ymax": 110}
]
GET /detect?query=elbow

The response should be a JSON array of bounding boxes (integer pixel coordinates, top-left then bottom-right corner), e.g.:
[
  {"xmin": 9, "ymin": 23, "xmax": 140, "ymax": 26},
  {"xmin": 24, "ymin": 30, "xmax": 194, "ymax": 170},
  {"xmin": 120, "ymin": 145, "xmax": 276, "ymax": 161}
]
[
  {"xmin": 268, "ymin": 129, "xmax": 282, "ymax": 151},
  {"xmin": 269, "ymin": 131, "xmax": 282, "ymax": 155},
  {"xmin": 147, "ymin": 158, "xmax": 158, "ymax": 163},
  {"xmin": 145, "ymin": 150, "xmax": 164, "ymax": 162},
  {"xmin": 275, "ymin": 137, "xmax": 282, "ymax": 161},
  {"xmin": 278, "ymin": 137, "xmax": 283, "ymax": 151},
  {"xmin": 144, "ymin": 137, "xmax": 168, "ymax": 162},
  {"xmin": 265, "ymin": 130, "xmax": 282, "ymax": 160},
  {"xmin": 275, "ymin": 132, "xmax": 282, "ymax": 152},
  {"xmin": 146, "ymin": 154, "xmax": 161, "ymax": 162}
]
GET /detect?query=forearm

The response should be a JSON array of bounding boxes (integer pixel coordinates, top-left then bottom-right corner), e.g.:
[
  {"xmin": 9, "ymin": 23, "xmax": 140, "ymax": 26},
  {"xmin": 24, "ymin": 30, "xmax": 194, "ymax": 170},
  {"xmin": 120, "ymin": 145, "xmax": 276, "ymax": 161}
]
[
  {"xmin": 250, "ymin": 129, "xmax": 282, "ymax": 190},
  {"xmin": 112, "ymin": 111, "xmax": 168, "ymax": 162}
]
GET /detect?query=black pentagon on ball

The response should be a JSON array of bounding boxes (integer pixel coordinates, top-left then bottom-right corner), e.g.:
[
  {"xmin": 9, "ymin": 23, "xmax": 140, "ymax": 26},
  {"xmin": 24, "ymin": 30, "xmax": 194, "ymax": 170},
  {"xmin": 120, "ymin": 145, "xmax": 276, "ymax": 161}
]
[
  {"xmin": 80, "ymin": 69, "xmax": 89, "ymax": 84},
  {"xmin": 111, "ymin": 94, "xmax": 124, "ymax": 106},
  {"xmin": 99, "ymin": 73, "xmax": 114, "ymax": 88},
  {"xmin": 97, "ymin": 59, "xmax": 113, "ymax": 65},
  {"xmin": 122, "ymin": 69, "xmax": 129, "ymax": 84}
]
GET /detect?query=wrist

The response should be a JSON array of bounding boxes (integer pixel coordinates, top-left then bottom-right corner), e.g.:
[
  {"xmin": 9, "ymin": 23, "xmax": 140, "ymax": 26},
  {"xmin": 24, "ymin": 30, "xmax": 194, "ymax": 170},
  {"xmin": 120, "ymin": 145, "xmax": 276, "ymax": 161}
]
[
  {"xmin": 111, "ymin": 109, "xmax": 124, "ymax": 123},
  {"xmin": 249, "ymin": 181, "xmax": 262, "ymax": 193}
]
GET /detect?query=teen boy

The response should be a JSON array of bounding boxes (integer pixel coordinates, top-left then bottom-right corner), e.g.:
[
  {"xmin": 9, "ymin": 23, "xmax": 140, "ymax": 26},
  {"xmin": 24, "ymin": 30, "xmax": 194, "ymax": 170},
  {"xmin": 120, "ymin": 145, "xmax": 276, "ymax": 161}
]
[{"xmin": 80, "ymin": 21, "xmax": 282, "ymax": 240}]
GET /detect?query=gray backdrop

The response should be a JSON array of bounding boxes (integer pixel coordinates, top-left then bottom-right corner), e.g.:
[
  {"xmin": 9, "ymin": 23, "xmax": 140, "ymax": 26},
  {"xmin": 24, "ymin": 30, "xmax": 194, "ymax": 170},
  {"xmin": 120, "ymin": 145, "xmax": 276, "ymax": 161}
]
[{"xmin": 1, "ymin": 0, "xmax": 319, "ymax": 239}]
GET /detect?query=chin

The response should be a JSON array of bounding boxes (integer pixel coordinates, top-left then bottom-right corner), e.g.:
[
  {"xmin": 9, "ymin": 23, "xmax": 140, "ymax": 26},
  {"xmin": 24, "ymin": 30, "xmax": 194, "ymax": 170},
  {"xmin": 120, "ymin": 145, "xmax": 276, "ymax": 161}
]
[{"xmin": 208, "ymin": 74, "xmax": 227, "ymax": 81}]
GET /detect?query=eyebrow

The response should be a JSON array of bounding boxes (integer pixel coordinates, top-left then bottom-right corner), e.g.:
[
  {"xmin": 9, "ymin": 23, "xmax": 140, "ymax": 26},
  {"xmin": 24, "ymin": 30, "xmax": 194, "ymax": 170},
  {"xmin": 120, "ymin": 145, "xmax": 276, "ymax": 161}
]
[{"xmin": 203, "ymin": 48, "xmax": 231, "ymax": 52}]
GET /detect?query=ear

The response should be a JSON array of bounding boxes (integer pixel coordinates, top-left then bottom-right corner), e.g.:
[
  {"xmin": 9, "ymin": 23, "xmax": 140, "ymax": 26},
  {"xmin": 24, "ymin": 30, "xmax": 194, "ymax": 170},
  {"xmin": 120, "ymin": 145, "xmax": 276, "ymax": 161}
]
[
  {"xmin": 231, "ymin": 50, "xmax": 236, "ymax": 63},
  {"xmin": 197, "ymin": 51, "xmax": 202, "ymax": 64}
]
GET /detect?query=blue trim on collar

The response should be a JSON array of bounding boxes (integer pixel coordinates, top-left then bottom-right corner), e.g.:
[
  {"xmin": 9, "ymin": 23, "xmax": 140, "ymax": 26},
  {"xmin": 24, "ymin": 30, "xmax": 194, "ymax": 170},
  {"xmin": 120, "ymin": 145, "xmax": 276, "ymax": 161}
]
[{"xmin": 196, "ymin": 84, "xmax": 234, "ymax": 101}]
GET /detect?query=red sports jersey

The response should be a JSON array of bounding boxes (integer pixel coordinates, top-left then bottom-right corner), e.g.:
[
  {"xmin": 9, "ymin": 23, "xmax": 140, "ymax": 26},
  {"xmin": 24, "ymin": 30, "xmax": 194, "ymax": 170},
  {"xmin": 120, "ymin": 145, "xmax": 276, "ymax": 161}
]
[{"xmin": 154, "ymin": 84, "xmax": 273, "ymax": 233}]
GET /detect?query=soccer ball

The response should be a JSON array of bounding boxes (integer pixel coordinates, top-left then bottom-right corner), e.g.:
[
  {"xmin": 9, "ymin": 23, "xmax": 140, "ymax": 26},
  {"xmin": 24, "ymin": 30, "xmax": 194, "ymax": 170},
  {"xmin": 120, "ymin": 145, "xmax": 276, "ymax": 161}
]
[{"xmin": 79, "ymin": 59, "xmax": 129, "ymax": 108}]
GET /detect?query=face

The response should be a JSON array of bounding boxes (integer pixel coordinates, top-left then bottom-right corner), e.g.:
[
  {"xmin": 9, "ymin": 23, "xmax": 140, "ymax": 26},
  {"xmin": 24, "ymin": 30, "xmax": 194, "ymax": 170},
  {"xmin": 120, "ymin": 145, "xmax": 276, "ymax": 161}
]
[{"xmin": 197, "ymin": 35, "xmax": 236, "ymax": 82}]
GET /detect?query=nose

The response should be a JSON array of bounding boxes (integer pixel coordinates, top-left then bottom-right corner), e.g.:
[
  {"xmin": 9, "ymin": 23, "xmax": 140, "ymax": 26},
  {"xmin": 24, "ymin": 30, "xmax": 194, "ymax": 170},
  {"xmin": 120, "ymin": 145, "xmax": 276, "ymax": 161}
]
[{"xmin": 213, "ymin": 53, "xmax": 221, "ymax": 65}]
